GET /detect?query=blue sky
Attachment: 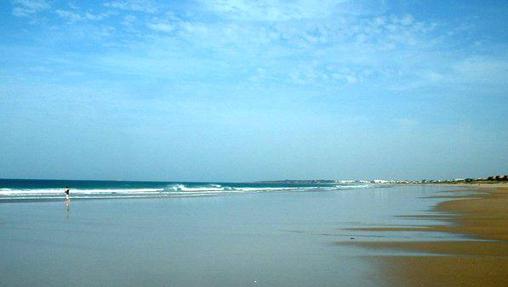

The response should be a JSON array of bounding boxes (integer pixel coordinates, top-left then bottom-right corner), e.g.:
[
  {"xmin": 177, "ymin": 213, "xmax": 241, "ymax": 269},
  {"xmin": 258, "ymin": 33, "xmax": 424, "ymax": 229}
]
[{"xmin": 1, "ymin": 0, "xmax": 507, "ymax": 181}]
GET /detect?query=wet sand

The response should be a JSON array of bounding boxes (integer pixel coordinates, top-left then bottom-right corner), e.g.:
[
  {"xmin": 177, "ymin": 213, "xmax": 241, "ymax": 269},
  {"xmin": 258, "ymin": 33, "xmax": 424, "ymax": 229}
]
[
  {"xmin": 6, "ymin": 185, "xmax": 447, "ymax": 287},
  {"xmin": 347, "ymin": 184, "xmax": 508, "ymax": 287}
]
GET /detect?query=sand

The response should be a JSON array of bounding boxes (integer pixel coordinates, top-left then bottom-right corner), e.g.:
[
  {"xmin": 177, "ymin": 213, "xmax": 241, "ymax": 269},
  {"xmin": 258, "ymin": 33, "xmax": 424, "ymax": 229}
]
[{"xmin": 346, "ymin": 184, "xmax": 508, "ymax": 287}]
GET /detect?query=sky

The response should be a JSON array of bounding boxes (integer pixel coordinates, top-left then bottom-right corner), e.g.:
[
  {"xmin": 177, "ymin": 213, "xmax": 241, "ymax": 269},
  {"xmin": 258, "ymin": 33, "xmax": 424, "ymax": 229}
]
[{"xmin": 0, "ymin": 0, "xmax": 507, "ymax": 182}]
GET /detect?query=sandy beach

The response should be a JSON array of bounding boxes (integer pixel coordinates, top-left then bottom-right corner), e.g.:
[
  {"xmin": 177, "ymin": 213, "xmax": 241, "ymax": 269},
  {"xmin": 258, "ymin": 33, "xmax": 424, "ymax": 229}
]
[{"xmin": 348, "ymin": 184, "xmax": 508, "ymax": 287}]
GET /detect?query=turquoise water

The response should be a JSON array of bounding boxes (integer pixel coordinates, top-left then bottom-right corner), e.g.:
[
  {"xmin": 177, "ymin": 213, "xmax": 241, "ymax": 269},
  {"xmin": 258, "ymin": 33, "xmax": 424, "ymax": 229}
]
[{"xmin": 0, "ymin": 182, "xmax": 465, "ymax": 287}]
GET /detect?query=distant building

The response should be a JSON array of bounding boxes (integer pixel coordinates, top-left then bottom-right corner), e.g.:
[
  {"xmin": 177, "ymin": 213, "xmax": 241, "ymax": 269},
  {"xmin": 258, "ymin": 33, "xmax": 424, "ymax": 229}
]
[{"xmin": 486, "ymin": 175, "xmax": 507, "ymax": 181}]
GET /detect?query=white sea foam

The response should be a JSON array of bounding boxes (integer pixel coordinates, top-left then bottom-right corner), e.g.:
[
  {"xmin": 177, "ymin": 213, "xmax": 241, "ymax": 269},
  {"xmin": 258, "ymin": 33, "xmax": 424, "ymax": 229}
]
[{"xmin": 0, "ymin": 188, "xmax": 164, "ymax": 196}]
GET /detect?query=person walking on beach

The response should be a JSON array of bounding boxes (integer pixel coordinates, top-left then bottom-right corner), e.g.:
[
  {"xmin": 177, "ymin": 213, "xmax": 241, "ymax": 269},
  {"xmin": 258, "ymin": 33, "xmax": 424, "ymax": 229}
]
[{"xmin": 64, "ymin": 187, "xmax": 70, "ymax": 200}]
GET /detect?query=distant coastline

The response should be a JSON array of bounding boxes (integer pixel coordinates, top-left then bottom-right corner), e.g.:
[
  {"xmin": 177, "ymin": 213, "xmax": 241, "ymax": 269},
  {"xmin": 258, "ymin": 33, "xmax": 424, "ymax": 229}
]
[{"xmin": 256, "ymin": 175, "xmax": 508, "ymax": 185}]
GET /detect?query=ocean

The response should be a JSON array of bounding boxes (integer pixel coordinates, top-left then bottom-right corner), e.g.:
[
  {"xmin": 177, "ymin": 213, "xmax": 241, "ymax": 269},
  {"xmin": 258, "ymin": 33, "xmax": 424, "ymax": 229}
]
[{"xmin": 0, "ymin": 178, "xmax": 373, "ymax": 201}]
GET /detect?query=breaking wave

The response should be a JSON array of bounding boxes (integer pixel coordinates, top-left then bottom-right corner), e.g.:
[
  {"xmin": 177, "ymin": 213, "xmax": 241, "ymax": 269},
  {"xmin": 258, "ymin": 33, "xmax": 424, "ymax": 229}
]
[{"xmin": 0, "ymin": 183, "xmax": 376, "ymax": 201}]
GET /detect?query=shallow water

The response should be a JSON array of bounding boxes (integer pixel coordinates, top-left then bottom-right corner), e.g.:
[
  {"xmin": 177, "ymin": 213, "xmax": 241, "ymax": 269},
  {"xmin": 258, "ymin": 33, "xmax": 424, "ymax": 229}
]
[{"xmin": 0, "ymin": 185, "xmax": 464, "ymax": 287}]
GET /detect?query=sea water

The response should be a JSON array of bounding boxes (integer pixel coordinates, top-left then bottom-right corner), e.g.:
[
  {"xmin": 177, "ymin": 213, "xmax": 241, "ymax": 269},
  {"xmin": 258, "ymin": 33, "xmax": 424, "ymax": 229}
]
[
  {"xmin": 0, "ymin": 179, "xmax": 466, "ymax": 287},
  {"xmin": 0, "ymin": 179, "xmax": 373, "ymax": 201}
]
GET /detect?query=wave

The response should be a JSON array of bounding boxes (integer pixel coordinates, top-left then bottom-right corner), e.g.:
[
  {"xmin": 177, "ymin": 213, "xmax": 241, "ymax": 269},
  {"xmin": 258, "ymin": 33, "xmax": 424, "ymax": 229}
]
[
  {"xmin": 0, "ymin": 188, "xmax": 164, "ymax": 196},
  {"xmin": 166, "ymin": 184, "xmax": 227, "ymax": 192},
  {"xmin": 0, "ymin": 183, "xmax": 376, "ymax": 201}
]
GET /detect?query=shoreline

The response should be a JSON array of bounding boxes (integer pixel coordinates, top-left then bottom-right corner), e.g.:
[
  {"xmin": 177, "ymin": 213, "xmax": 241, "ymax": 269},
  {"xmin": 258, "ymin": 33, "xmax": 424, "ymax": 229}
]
[{"xmin": 348, "ymin": 183, "xmax": 508, "ymax": 286}]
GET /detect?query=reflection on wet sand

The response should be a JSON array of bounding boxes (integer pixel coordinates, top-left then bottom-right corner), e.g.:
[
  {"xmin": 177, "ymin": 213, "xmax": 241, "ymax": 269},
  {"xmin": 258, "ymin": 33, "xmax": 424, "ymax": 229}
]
[
  {"xmin": 348, "ymin": 184, "xmax": 508, "ymax": 287},
  {"xmin": 64, "ymin": 198, "xmax": 71, "ymax": 219}
]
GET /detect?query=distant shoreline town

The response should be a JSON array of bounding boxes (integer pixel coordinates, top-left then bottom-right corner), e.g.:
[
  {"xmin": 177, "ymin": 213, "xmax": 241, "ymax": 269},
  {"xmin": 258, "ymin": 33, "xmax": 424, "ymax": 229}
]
[{"xmin": 257, "ymin": 175, "xmax": 508, "ymax": 185}]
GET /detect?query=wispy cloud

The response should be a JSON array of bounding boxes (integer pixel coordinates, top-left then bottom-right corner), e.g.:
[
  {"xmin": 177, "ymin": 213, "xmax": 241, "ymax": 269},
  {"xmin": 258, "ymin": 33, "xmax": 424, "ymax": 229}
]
[
  {"xmin": 55, "ymin": 9, "xmax": 110, "ymax": 22},
  {"xmin": 146, "ymin": 22, "xmax": 174, "ymax": 33},
  {"xmin": 4, "ymin": 0, "xmax": 508, "ymax": 95},
  {"xmin": 453, "ymin": 56, "xmax": 508, "ymax": 85},
  {"xmin": 200, "ymin": 0, "xmax": 391, "ymax": 21},
  {"xmin": 104, "ymin": 0, "xmax": 158, "ymax": 13},
  {"xmin": 11, "ymin": 0, "xmax": 50, "ymax": 17},
  {"xmin": 201, "ymin": 0, "xmax": 345, "ymax": 21}
]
